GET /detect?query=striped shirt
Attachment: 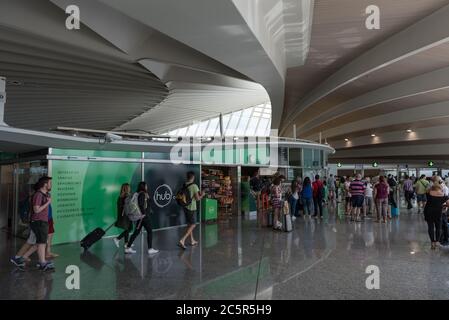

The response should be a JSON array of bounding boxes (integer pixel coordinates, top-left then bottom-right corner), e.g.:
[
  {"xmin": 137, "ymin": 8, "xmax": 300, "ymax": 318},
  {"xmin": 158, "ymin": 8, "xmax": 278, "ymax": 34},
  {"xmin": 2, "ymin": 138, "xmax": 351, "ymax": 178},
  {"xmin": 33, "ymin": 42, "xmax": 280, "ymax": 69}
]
[
  {"xmin": 350, "ymin": 179, "xmax": 366, "ymax": 196},
  {"xmin": 403, "ymin": 179, "xmax": 414, "ymax": 192}
]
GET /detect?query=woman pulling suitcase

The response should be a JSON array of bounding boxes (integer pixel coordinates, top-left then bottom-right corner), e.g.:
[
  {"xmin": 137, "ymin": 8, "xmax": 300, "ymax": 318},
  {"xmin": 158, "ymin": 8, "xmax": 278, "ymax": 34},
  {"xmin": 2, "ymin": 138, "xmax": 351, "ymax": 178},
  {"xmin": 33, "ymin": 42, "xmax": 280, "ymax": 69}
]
[{"xmin": 112, "ymin": 183, "xmax": 134, "ymax": 252}]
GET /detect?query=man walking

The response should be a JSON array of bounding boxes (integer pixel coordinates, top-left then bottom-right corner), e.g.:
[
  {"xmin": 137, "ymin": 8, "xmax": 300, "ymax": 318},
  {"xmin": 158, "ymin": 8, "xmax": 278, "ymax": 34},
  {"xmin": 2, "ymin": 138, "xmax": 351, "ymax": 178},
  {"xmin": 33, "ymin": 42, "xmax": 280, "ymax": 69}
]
[
  {"xmin": 178, "ymin": 171, "xmax": 204, "ymax": 249},
  {"xmin": 10, "ymin": 177, "xmax": 54, "ymax": 270},
  {"xmin": 414, "ymin": 174, "xmax": 430, "ymax": 213},
  {"xmin": 403, "ymin": 175, "xmax": 414, "ymax": 210}
]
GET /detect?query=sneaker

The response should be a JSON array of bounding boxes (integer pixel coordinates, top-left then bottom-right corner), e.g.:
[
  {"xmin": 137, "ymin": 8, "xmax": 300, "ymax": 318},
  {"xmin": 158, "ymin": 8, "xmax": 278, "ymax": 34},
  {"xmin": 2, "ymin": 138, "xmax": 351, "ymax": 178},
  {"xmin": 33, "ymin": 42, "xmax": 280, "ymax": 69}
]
[
  {"xmin": 148, "ymin": 248, "xmax": 159, "ymax": 255},
  {"xmin": 125, "ymin": 247, "xmax": 136, "ymax": 254},
  {"xmin": 113, "ymin": 238, "xmax": 120, "ymax": 248},
  {"xmin": 292, "ymin": 216, "xmax": 297, "ymax": 222},
  {"xmin": 10, "ymin": 256, "xmax": 25, "ymax": 267},
  {"xmin": 38, "ymin": 262, "xmax": 55, "ymax": 271}
]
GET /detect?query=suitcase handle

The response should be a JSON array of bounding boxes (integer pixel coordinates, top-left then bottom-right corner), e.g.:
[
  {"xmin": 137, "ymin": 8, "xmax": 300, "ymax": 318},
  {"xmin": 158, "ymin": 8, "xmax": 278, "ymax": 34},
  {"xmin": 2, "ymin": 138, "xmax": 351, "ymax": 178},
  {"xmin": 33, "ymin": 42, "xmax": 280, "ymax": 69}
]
[{"xmin": 104, "ymin": 223, "xmax": 115, "ymax": 233}]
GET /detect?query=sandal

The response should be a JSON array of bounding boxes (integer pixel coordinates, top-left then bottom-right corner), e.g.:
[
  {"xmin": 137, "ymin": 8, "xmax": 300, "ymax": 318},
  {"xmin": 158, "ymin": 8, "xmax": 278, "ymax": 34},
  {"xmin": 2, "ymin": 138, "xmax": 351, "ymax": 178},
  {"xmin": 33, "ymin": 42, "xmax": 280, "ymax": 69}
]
[
  {"xmin": 177, "ymin": 241, "xmax": 187, "ymax": 250},
  {"xmin": 189, "ymin": 241, "xmax": 199, "ymax": 246}
]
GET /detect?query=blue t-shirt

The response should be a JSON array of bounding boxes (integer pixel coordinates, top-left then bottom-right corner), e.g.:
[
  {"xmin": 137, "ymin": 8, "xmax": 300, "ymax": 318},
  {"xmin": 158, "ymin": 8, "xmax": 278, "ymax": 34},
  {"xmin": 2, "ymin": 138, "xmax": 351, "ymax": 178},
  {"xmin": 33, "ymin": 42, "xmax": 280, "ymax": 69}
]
[{"xmin": 302, "ymin": 185, "xmax": 313, "ymax": 199}]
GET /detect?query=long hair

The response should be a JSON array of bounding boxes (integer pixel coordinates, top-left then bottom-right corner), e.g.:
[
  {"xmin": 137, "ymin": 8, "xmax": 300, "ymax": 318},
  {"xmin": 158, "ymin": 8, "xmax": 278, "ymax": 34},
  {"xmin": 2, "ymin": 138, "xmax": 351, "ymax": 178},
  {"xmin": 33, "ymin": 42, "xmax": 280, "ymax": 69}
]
[
  {"xmin": 120, "ymin": 183, "xmax": 131, "ymax": 198},
  {"xmin": 303, "ymin": 177, "xmax": 311, "ymax": 186},
  {"xmin": 137, "ymin": 181, "xmax": 147, "ymax": 193}
]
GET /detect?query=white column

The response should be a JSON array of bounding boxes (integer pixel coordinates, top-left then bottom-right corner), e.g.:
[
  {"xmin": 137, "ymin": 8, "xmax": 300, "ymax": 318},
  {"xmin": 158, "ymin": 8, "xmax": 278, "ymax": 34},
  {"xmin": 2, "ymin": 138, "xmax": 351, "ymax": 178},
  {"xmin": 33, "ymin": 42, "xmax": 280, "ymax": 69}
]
[{"xmin": 0, "ymin": 76, "xmax": 6, "ymax": 126}]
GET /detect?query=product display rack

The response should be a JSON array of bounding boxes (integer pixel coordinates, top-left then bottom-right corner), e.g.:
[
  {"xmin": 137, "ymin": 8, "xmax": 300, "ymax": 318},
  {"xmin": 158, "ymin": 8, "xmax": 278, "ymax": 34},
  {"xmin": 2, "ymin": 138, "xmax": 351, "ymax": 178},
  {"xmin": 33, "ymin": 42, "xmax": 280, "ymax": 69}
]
[{"xmin": 201, "ymin": 167, "xmax": 234, "ymax": 220}]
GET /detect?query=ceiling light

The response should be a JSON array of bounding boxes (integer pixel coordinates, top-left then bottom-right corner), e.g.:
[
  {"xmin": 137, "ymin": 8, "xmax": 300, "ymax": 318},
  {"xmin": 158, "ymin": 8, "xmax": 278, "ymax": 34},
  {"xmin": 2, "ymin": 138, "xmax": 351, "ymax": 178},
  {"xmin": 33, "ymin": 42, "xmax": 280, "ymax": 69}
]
[
  {"xmin": 344, "ymin": 138, "xmax": 349, "ymax": 142},
  {"xmin": 406, "ymin": 129, "xmax": 413, "ymax": 133},
  {"xmin": 371, "ymin": 134, "xmax": 376, "ymax": 137}
]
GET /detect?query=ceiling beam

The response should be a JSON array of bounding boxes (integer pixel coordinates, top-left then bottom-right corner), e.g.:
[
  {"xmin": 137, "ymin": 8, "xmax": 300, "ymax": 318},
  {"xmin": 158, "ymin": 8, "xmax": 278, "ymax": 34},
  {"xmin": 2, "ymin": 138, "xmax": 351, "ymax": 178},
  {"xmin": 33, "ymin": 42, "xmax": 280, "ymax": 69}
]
[{"xmin": 281, "ymin": 3, "xmax": 449, "ymax": 135}]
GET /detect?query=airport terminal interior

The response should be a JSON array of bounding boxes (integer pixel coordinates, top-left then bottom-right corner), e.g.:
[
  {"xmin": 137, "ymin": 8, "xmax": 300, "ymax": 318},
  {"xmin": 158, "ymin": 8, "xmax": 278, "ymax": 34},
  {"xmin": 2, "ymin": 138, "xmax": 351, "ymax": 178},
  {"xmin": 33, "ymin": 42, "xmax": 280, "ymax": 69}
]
[{"xmin": 2, "ymin": 0, "xmax": 449, "ymax": 300}]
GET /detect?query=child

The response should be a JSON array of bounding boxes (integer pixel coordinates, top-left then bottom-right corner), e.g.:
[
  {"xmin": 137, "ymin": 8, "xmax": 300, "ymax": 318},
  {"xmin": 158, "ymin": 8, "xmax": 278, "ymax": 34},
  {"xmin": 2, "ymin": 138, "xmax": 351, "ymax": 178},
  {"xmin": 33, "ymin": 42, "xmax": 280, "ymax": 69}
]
[{"xmin": 322, "ymin": 180, "xmax": 329, "ymax": 205}]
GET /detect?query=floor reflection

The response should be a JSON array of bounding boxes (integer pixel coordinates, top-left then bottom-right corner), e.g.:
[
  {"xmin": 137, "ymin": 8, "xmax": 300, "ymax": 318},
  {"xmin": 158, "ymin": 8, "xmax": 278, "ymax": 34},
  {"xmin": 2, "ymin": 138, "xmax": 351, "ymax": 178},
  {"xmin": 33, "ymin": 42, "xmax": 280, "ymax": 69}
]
[{"xmin": 1, "ymin": 203, "xmax": 449, "ymax": 299}]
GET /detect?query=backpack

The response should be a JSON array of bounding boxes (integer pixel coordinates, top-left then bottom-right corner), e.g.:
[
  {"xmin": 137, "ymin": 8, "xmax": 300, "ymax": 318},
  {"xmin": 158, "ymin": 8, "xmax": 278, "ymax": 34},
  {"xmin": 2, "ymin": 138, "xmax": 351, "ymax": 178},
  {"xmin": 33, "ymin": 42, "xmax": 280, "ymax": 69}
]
[
  {"xmin": 21, "ymin": 191, "xmax": 47, "ymax": 223},
  {"xmin": 20, "ymin": 196, "xmax": 32, "ymax": 224},
  {"xmin": 175, "ymin": 183, "xmax": 193, "ymax": 207},
  {"xmin": 124, "ymin": 193, "xmax": 143, "ymax": 221}
]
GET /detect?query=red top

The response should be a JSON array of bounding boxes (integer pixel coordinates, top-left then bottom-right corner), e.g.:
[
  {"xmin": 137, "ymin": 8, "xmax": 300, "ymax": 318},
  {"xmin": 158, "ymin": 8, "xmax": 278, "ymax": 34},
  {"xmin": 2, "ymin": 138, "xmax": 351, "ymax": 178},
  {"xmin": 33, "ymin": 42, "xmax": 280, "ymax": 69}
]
[
  {"xmin": 31, "ymin": 191, "xmax": 49, "ymax": 222},
  {"xmin": 312, "ymin": 180, "xmax": 323, "ymax": 198}
]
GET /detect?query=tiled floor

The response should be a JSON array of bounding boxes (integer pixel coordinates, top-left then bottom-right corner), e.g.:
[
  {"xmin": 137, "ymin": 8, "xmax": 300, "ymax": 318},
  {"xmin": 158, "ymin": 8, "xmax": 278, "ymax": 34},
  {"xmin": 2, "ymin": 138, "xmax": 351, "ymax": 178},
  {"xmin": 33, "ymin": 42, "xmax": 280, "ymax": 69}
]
[{"xmin": 1, "ymin": 203, "xmax": 449, "ymax": 300}]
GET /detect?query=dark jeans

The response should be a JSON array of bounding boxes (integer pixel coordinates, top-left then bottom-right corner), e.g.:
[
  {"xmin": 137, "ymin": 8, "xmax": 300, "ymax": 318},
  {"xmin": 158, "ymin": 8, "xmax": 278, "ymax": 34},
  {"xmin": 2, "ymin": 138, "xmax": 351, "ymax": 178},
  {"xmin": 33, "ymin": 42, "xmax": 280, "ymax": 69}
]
[
  {"xmin": 117, "ymin": 224, "xmax": 133, "ymax": 244},
  {"xmin": 441, "ymin": 212, "xmax": 448, "ymax": 243},
  {"xmin": 289, "ymin": 196, "xmax": 298, "ymax": 217},
  {"xmin": 404, "ymin": 191, "xmax": 413, "ymax": 209},
  {"xmin": 427, "ymin": 215, "xmax": 442, "ymax": 243},
  {"xmin": 127, "ymin": 216, "xmax": 153, "ymax": 249},
  {"xmin": 302, "ymin": 198, "xmax": 313, "ymax": 216},
  {"xmin": 313, "ymin": 197, "xmax": 323, "ymax": 217}
]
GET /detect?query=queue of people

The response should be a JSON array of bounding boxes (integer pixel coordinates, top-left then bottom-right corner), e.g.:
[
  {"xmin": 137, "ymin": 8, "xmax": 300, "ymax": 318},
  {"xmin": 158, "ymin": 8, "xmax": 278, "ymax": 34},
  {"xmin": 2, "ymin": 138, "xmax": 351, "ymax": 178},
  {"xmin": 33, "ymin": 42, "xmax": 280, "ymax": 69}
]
[{"xmin": 250, "ymin": 169, "xmax": 449, "ymax": 250}]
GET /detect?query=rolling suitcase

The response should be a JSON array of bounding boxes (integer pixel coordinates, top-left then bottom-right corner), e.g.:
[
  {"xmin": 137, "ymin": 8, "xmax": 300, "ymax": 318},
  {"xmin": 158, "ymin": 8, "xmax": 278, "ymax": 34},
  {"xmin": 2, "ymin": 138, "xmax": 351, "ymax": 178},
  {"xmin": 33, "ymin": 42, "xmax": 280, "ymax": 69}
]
[
  {"xmin": 283, "ymin": 214, "xmax": 293, "ymax": 232},
  {"xmin": 80, "ymin": 223, "xmax": 115, "ymax": 251}
]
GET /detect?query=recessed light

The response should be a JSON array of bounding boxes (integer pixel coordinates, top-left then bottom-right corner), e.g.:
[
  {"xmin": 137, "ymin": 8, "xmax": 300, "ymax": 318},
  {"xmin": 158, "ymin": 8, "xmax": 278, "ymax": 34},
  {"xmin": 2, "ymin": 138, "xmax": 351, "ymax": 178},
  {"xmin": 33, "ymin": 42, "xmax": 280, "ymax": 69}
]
[
  {"xmin": 371, "ymin": 134, "xmax": 376, "ymax": 137},
  {"xmin": 344, "ymin": 138, "xmax": 349, "ymax": 142},
  {"xmin": 406, "ymin": 129, "xmax": 413, "ymax": 133}
]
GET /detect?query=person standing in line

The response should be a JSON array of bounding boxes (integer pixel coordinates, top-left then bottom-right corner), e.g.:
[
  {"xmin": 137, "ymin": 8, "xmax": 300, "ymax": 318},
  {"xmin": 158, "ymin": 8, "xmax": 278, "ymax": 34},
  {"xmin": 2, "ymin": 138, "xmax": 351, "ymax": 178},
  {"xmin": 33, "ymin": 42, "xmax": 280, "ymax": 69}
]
[
  {"xmin": 271, "ymin": 177, "xmax": 283, "ymax": 230},
  {"xmin": 126, "ymin": 182, "xmax": 159, "ymax": 255},
  {"xmin": 294, "ymin": 177, "xmax": 303, "ymax": 217},
  {"xmin": 373, "ymin": 176, "xmax": 390, "ymax": 223},
  {"xmin": 250, "ymin": 169, "xmax": 262, "ymax": 210},
  {"xmin": 327, "ymin": 174, "xmax": 336, "ymax": 206},
  {"xmin": 439, "ymin": 179, "xmax": 449, "ymax": 246},
  {"xmin": 289, "ymin": 179, "xmax": 299, "ymax": 219},
  {"xmin": 322, "ymin": 180, "xmax": 329, "ymax": 205},
  {"xmin": 424, "ymin": 181, "xmax": 449, "ymax": 250},
  {"xmin": 414, "ymin": 174, "xmax": 430, "ymax": 214},
  {"xmin": 387, "ymin": 174, "xmax": 398, "ymax": 211},
  {"xmin": 312, "ymin": 175, "xmax": 324, "ymax": 219},
  {"xmin": 364, "ymin": 177, "xmax": 374, "ymax": 217},
  {"xmin": 113, "ymin": 183, "xmax": 133, "ymax": 252},
  {"xmin": 178, "ymin": 171, "xmax": 205, "ymax": 249},
  {"xmin": 349, "ymin": 174, "xmax": 366, "ymax": 222},
  {"xmin": 301, "ymin": 177, "xmax": 313, "ymax": 218},
  {"xmin": 403, "ymin": 175, "xmax": 414, "ymax": 210},
  {"xmin": 344, "ymin": 177, "xmax": 352, "ymax": 215},
  {"xmin": 10, "ymin": 177, "xmax": 54, "ymax": 270}
]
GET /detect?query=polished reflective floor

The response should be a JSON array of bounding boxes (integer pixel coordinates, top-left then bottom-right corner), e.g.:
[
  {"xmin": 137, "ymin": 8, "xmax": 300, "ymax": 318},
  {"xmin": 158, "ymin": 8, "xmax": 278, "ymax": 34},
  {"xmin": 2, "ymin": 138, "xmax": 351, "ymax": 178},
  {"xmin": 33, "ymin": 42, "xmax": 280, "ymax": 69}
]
[{"xmin": 1, "ymin": 202, "xmax": 449, "ymax": 300}]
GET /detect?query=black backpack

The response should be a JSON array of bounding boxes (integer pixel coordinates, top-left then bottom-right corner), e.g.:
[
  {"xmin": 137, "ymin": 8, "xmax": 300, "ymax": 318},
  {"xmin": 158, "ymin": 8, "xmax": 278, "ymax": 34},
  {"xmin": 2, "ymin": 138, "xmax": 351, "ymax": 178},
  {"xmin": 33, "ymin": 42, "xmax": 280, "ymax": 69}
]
[{"xmin": 175, "ymin": 183, "xmax": 193, "ymax": 207}]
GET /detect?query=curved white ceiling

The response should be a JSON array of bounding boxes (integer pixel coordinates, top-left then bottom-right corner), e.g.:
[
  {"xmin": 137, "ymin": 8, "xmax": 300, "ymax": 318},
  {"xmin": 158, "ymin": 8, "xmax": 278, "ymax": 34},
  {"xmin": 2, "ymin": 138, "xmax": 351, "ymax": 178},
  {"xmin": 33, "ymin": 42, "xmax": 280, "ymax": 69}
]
[
  {"xmin": 279, "ymin": 0, "xmax": 449, "ymax": 164},
  {"xmin": 0, "ymin": 0, "xmax": 168, "ymax": 132}
]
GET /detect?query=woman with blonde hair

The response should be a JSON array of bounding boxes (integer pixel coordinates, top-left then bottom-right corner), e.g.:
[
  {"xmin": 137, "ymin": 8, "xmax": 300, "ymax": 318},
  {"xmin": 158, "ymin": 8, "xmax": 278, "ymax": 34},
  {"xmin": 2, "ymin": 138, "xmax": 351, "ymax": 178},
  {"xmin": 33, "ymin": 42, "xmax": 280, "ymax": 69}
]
[
  {"xmin": 424, "ymin": 180, "xmax": 449, "ymax": 250},
  {"xmin": 113, "ymin": 183, "xmax": 133, "ymax": 252}
]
